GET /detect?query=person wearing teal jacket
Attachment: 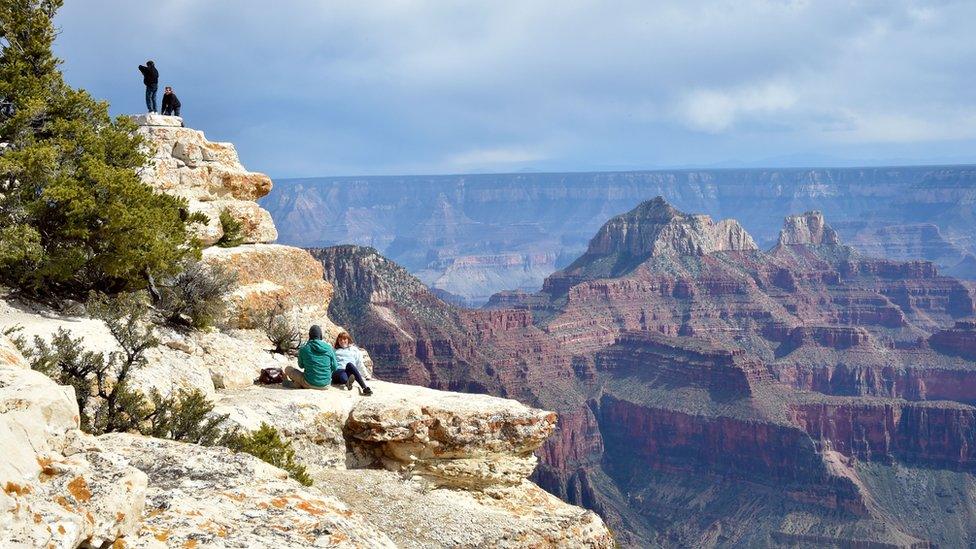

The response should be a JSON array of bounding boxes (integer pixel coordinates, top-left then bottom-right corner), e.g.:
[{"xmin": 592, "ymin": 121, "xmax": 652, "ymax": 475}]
[
  {"xmin": 285, "ymin": 325, "xmax": 337, "ymax": 389},
  {"xmin": 285, "ymin": 325, "xmax": 373, "ymax": 395}
]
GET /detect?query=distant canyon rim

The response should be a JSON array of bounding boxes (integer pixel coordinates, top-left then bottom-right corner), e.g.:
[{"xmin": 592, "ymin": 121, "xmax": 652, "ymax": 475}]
[{"xmin": 261, "ymin": 165, "xmax": 976, "ymax": 305}]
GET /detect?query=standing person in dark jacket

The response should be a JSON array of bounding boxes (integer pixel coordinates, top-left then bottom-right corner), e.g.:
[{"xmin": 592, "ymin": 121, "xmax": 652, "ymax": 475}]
[
  {"xmin": 138, "ymin": 60, "xmax": 159, "ymax": 113},
  {"xmin": 161, "ymin": 86, "xmax": 181, "ymax": 117}
]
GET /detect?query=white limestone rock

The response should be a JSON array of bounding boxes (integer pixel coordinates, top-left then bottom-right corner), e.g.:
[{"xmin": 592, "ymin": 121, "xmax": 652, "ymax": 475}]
[
  {"xmin": 132, "ymin": 117, "xmax": 277, "ymax": 245},
  {"xmin": 130, "ymin": 113, "xmax": 183, "ymax": 127},
  {"xmin": 316, "ymin": 469, "xmax": 615, "ymax": 548},
  {"xmin": 98, "ymin": 433, "xmax": 396, "ymax": 548},
  {"xmin": 0, "ymin": 336, "xmax": 148, "ymax": 549}
]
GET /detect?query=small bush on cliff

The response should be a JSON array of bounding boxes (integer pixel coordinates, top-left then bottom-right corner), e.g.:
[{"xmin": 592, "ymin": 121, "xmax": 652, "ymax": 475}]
[
  {"xmin": 158, "ymin": 260, "xmax": 237, "ymax": 329},
  {"xmin": 222, "ymin": 422, "xmax": 313, "ymax": 486},
  {"xmin": 216, "ymin": 209, "xmax": 245, "ymax": 248},
  {"xmin": 262, "ymin": 300, "xmax": 301, "ymax": 355},
  {"xmin": 0, "ymin": 0, "xmax": 196, "ymax": 298},
  {"xmin": 26, "ymin": 292, "xmax": 157, "ymax": 433},
  {"xmin": 143, "ymin": 388, "xmax": 228, "ymax": 445}
]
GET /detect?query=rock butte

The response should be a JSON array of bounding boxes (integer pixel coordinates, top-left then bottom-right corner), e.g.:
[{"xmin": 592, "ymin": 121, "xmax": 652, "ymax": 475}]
[
  {"xmin": 262, "ymin": 166, "xmax": 976, "ymax": 305},
  {"xmin": 0, "ymin": 115, "xmax": 614, "ymax": 548},
  {"xmin": 321, "ymin": 197, "xmax": 976, "ymax": 546}
]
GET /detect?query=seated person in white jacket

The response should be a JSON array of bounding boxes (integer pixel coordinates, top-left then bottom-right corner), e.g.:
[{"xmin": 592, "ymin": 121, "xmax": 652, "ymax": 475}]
[{"xmin": 333, "ymin": 331, "xmax": 372, "ymax": 392}]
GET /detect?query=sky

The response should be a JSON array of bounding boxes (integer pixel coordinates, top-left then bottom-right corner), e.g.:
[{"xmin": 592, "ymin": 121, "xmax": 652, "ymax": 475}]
[{"xmin": 53, "ymin": 0, "xmax": 976, "ymax": 178}]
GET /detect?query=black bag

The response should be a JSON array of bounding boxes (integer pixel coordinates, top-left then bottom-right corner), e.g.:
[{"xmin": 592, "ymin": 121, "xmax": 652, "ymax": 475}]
[{"xmin": 257, "ymin": 367, "xmax": 284, "ymax": 384}]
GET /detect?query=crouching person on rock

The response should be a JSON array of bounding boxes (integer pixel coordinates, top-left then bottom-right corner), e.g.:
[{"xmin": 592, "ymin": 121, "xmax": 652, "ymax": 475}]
[{"xmin": 285, "ymin": 325, "xmax": 372, "ymax": 395}]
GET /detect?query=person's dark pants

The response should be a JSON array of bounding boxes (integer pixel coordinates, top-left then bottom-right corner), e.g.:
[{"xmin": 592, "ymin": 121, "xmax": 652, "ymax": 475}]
[
  {"xmin": 145, "ymin": 85, "xmax": 158, "ymax": 112},
  {"xmin": 332, "ymin": 363, "xmax": 368, "ymax": 390},
  {"xmin": 162, "ymin": 106, "xmax": 181, "ymax": 116}
]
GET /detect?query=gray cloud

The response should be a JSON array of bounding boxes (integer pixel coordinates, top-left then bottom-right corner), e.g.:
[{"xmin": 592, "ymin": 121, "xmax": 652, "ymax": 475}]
[{"xmin": 54, "ymin": 0, "xmax": 976, "ymax": 176}]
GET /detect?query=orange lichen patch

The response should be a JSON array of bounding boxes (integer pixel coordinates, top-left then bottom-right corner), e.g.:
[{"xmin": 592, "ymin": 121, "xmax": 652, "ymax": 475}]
[
  {"xmin": 116, "ymin": 512, "xmax": 126, "ymax": 522},
  {"xmin": 183, "ymin": 539, "xmax": 199, "ymax": 549},
  {"xmin": 67, "ymin": 476, "xmax": 92, "ymax": 502},
  {"xmin": 55, "ymin": 495, "xmax": 75, "ymax": 512},
  {"xmin": 270, "ymin": 497, "xmax": 289, "ymax": 508},
  {"xmin": 38, "ymin": 459, "xmax": 59, "ymax": 482},
  {"xmin": 331, "ymin": 532, "xmax": 350, "ymax": 543},
  {"xmin": 154, "ymin": 530, "xmax": 170, "ymax": 542},
  {"xmin": 3, "ymin": 481, "xmax": 31, "ymax": 496},
  {"xmin": 111, "ymin": 539, "xmax": 126, "ymax": 548},
  {"xmin": 33, "ymin": 513, "xmax": 43, "ymax": 524},
  {"xmin": 221, "ymin": 491, "xmax": 246, "ymax": 502},
  {"xmin": 258, "ymin": 502, "xmax": 269, "ymax": 509},
  {"xmin": 296, "ymin": 500, "xmax": 326, "ymax": 516},
  {"xmin": 58, "ymin": 525, "xmax": 66, "ymax": 534}
]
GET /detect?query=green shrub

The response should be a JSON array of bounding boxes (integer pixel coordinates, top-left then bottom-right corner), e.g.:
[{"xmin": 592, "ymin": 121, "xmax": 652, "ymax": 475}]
[
  {"xmin": 23, "ymin": 292, "xmax": 157, "ymax": 433},
  {"xmin": 144, "ymin": 388, "xmax": 228, "ymax": 446},
  {"xmin": 0, "ymin": 0, "xmax": 197, "ymax": 298},
  {"xmin": 223, "ymin": 423, "xmax": 313, "ymax": 486},
  {"xmin": 158, "ymin": 260, "xmax": 237, "ymax": 329},
  {"xmin": 216, "ymin": 209, "xmax": 245, "ymax": 248}
]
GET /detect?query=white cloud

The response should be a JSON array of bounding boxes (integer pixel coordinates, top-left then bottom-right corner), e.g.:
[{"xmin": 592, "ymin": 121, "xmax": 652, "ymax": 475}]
[
  {"xmin": 446, "ymin": 147, "xmax": 546, "ymax": 171},
  {"xmin": 52, "ymin": 0, "xmax": 976, "ymax": 175},
  {"xmin": 677, "ymin": 82, "xmax": 798, "ymax": 133}
]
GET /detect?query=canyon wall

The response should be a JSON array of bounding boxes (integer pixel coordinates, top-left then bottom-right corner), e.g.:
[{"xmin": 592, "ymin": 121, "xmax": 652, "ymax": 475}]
[
  {"xmin": 263, "ymin": 166, "xmax": 976, "ymax": 303},
  {"xmin": 318, "ymin": 198, "xmax": 976, "ymax": 547}
]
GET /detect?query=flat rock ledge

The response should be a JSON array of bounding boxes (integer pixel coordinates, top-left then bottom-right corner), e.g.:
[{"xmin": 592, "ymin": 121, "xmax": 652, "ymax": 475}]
[{"xmin": 214, "ymin": 381, "xmax": 557, "ymax": 490}]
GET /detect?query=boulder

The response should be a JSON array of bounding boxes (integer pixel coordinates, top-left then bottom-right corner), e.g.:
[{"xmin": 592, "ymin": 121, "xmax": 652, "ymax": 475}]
[
  {"xmin": 354, "ymin": 384, "xmax": 555, "ymax": 489},
  {"xmin": 98, "ymin": 433, "xmax": 396, "ymax": 548},
  {"xmin": 0, "ymin": 336, "xmax": 148, "ymax": 548},
  {"xmin": 187, "ymin": 199, "xmax": 279, "ymax": 246},
  {"xmin": 202, "ymin": 244, "xmax": 338, "ymax": 333}
]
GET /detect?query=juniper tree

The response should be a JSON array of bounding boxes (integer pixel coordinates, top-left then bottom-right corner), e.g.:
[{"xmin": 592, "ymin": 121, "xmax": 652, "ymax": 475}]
[{"xmin": 0, "ymin": 0, "xmax": 197, "ymax": 298}]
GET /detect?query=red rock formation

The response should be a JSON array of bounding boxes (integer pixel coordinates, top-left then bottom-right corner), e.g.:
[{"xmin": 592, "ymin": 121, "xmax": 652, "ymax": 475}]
[{"xmin": 316, "ymin": 199, "xmax": 976, "ymax": 547}]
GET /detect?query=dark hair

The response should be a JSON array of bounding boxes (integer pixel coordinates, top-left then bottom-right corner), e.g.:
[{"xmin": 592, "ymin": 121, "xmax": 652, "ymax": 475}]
[
  {"xmin": 334, "ymin": 331, "xmax": 352, "ymax": 347},
  {"xmin": 308, "ymin": 325, "xmax": 323, "ymax": 341},
  {"xmin": 147, "ymin": 60, "xmax": 154, "ymax": 66}
]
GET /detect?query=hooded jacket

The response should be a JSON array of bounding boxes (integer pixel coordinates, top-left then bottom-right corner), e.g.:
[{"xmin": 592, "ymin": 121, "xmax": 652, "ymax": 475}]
[
  {"xmin": 298, "ymin": 327, "xmax": 338, "ymax": 387},
  {"xmin": 139, "ymin": 63, "xmax": 159, "ymax": 86},
  {"xmin": 161, "ymin": 91, "xmax": 181, "ymax": 110}
]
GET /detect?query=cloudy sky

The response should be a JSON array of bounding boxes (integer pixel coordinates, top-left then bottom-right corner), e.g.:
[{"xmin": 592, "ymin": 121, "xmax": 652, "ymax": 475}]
[{"xmin": 54, "ymin": 0, "xmax": 976, "ymax": 177}]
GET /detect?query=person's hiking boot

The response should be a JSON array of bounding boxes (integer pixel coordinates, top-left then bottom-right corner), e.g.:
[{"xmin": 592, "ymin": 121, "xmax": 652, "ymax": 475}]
[
  {"xmin": 345, "ymin": 376, "xmax": 356, "ymax": 391},
  {"xmin": 361, "ymin": 386, "xmax": 373, "ymax": 396}
]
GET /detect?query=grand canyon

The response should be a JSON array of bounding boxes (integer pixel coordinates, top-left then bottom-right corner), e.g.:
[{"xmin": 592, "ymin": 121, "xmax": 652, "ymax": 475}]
[
  {"xmin": 303, "ymin": 194, "xmax": 976, "ymax": 547},
  {"xmin": 262, "ymin": 167, "xmax": 976, "ymax": 305}
]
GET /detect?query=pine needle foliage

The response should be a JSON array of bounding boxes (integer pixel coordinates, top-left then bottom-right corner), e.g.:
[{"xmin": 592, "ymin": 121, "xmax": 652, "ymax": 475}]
[{"xmin": 0, "ymin": 0, "xmax": 197, "ymax": 298}]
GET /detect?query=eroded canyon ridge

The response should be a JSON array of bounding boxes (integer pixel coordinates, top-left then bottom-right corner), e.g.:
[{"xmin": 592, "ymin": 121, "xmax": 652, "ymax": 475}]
[
  {"xmin": 313, "ymin": 197, "xmax": 976, "ymax": 547},
  {"xmin": 263, "ymin": 167, "xmax": 976, "ymax": 305}
]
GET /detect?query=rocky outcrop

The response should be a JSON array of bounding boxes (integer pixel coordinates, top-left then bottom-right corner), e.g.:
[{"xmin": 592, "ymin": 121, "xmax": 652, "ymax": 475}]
[
  {"xmin": 134, "ymin": 116, "xmax": 344, "ymax": 336},
  {"xmin": 209, "ymin": 382, "xmax": 612, "ymax": 547},
  {"xmin": 98, "ymin": 433, "xmax": 396, "ymax": 548},
  {"xmin": 777, "ymin": 210, "xmax": 841, "ymax": 247},
  {"xmin": 0, "ymin": 336, "xmax": 148, "ymax": 548},
  {"xmin": 135, "ymin": 113, "xmax": 276, "ymax": 246},
  {"xmin": 345, "ymin": 386, "xmax": 555, "ymax": 489},
  {"xmin": 565, "ymin": 197, "xmax": 757, "ymax": 279}
]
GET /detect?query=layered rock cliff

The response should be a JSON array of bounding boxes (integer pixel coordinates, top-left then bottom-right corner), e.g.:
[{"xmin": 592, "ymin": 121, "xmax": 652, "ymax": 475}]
[
  {"xmin": 262, "ymin": 166, "xmax": 976, "ymax": 303},
  {"xmin": 319, "ymin": 197, "xmax": 976, "ymax": 547},
  {"xmin": 0, "ymin": 116, "xmax": 613, "ymax": 548}
]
